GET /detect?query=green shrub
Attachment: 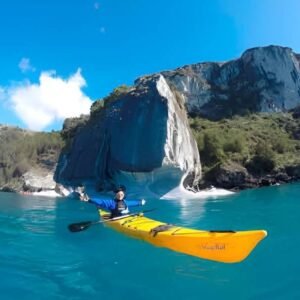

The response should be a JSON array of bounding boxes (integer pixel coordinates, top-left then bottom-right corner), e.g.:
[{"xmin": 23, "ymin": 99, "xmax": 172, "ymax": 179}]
[
  {"xmin": 200, "ymin": 132, "xmax": 225, "ymax": 166},
  {"xmin": 273, "ymin": 140, "xmax": 286, "ymax": 154},
  {"xmin": 223, "ymin": 137, "xmax": 245, "ymax": 153},
  {"xmin": 104, "ymin": 84, "xmax": 131, "ymax": 107},
  {"xmin": 90, "ymin": 99, "xmax": 105, "ymax": 115},
  {"xmin": 249, "ymin": 142, "xmax": 276, "ymax": 173},
  {"xmin": 91, "ymin": 85, "xmax": 132, "ymax": 116},
  {"xmin": 246, "ymin": 155, "xmax": 275, "ymax": 174}
]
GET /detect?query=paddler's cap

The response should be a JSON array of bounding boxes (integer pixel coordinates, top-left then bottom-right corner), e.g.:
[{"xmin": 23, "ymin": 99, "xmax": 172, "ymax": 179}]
[{"xmin": 114, "ymin": 185, "xmax": 126, "ymax": 193}]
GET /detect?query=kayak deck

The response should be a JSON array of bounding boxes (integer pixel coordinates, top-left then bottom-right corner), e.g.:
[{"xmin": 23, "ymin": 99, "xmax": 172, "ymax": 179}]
[{"xmin": 99, "ymin": 210, "xmax": 267, "ymax": 263}]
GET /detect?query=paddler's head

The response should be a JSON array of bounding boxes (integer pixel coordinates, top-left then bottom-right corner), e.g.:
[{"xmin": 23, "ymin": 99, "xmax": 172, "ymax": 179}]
[{"xmin": 114, "ymin": 185, "xmax": 126, "ymax": 201}]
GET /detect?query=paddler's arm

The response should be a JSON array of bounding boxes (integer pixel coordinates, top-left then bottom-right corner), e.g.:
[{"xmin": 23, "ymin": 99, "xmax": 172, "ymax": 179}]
[
  {"xmin": 125, "ymin": 198, "xmax": 146, "ymax": 207},
  {"xmin": 81, "ymin": 195, "xmax": 116, "ymax": 211}
]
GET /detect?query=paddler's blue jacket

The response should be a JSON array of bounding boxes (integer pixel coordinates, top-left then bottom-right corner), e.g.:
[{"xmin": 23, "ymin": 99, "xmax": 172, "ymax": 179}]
[{"xmin": 88, "ymin": 196, "xmax": 142, "ymax": 215}]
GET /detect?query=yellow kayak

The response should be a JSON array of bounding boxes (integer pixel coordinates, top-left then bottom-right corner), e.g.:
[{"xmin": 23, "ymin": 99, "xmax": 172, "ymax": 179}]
[{"xmin": 99, "ymin": 210, "xmax": 267, "ymax": 263}]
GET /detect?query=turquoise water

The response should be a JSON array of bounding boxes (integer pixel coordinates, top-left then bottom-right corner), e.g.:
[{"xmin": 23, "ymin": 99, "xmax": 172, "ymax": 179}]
[{"xmin": 0, "ymin": 183, "xmax": 300, "ymax": 299}]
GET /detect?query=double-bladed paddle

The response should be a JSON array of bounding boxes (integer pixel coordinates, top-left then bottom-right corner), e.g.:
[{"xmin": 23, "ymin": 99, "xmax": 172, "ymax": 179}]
[{"xmin": 68, "ymin": 208, "xmax": 156, "ymax": 233}]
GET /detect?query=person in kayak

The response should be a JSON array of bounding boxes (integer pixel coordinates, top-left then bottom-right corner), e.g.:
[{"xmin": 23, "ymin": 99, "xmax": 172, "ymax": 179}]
[{"xmin": 78, "ymin": 185, "xmax": 146, "ymax": 218}]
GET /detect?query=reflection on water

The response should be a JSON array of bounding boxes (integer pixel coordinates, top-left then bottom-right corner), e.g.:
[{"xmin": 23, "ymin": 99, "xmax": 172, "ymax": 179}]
[
  {"xmin": 158, "ymin": 184, "xmax": 234, "ymax": 225},
  {"xmin": 160, "ymin": 185, "xmax": 234, "ymax": 200},
  {"xmin": 176, "ymin": 198, "xmax": 206, "ymax": 225}
]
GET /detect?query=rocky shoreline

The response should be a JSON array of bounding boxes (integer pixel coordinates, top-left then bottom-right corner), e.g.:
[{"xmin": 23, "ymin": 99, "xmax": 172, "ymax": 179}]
[
  {"xmin": 198, "ymin": 162, "xmax": 300, "ymax": 191},
  {"xmin": 2, "ymin": 162, "xmax": 300, "ymax": 195}
]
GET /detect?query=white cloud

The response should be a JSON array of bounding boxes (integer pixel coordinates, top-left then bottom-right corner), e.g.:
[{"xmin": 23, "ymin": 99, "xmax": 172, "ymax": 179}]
[
  {"xmin": 18, "ymin": 58, "xmax": 35, "ymax": 73},
  {"xmin": 4, "ymin": 69, "xmax": 92, "ymax": 131},
  {"xmin": 0, "ymin": 87, "xmax": 6, "ymax": 101}
]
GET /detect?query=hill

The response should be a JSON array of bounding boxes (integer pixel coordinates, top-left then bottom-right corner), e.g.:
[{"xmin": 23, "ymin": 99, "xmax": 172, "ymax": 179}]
[{"xmin": 0, "ymin": 125, "xmax": 64, "ymax": 192}]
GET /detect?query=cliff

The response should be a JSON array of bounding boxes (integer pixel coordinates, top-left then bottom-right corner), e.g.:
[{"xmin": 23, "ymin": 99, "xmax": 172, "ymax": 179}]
[
  {"xmin": 162, "ymin": 45, "xmax": 300, "ymax": 119},
  {"xmin": 53, "ymin": 45, "xmax": 300, "ymax": 193},
  {"xmin": 55, "ymin": 76, "xmax": 201, "ymax": 194}
]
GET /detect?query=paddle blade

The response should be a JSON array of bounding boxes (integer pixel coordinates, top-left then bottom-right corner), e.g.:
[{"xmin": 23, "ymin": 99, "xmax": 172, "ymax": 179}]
[{"xmin": 68, "ymin": 221, "xmax": 93, "ymax": 232}]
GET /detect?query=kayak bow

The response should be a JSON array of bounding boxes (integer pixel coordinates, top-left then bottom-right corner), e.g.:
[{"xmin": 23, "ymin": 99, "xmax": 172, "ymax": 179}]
[{"xmin": 99, "ymin": 210, "xmax": 267, "ymax": 263}]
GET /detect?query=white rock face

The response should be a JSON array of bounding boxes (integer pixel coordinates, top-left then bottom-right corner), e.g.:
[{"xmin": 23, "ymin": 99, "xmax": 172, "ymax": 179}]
[
  {"xmin": 162, "ymin": 63, "xmax": 221, "ymax": 114},
  {"xmin": 23, "ymin": 170, "xmax": 56, "ymax": 190},
  {"xmin": 157, "ymin": 76, "xmax": 200, "ymax": 175}
]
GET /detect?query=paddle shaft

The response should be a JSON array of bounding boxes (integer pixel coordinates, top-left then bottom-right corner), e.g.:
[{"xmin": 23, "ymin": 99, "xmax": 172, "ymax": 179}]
[
  {"xmin": 91, "ymin": 211, "xmax": 146, "ymax": 225},
  {"xmin": 68, "ymin": 209, "xmax": 156, "ymax": 232}
]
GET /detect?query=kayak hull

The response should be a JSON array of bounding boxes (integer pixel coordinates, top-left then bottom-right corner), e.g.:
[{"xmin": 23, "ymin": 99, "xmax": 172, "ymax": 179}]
[{"xmin": 99, "ymin": 210, "xmax": 267, "ymax": 263}]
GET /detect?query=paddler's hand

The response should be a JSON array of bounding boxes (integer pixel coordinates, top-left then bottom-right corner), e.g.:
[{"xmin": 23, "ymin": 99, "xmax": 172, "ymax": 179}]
[
  {"xmin": 79, "ymin": 193, "xmax": 90, "ymax": 202},
  {"xmin": 141, "ymin": 199, "xmax": 146, "ymax": 205}
]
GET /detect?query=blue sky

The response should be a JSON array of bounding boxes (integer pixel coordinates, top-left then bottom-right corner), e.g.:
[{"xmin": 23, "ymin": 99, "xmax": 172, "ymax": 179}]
[{"xmin": 1, "ymin": 0, "xmax": 300, "ymax": 131}]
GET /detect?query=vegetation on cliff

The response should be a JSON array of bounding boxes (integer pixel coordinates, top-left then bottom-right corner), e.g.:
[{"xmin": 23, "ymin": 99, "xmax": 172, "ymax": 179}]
[
  {"xmin": 90, "ymin": 85, "xmax": 132, "ymax": 117},
  {"xmin": 190, "ymin": 111, "xmax": 300, "ymax": 188},
  {"xmin": 0, "ymin": 125, "xmax": 64, "ymax": 190}
]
